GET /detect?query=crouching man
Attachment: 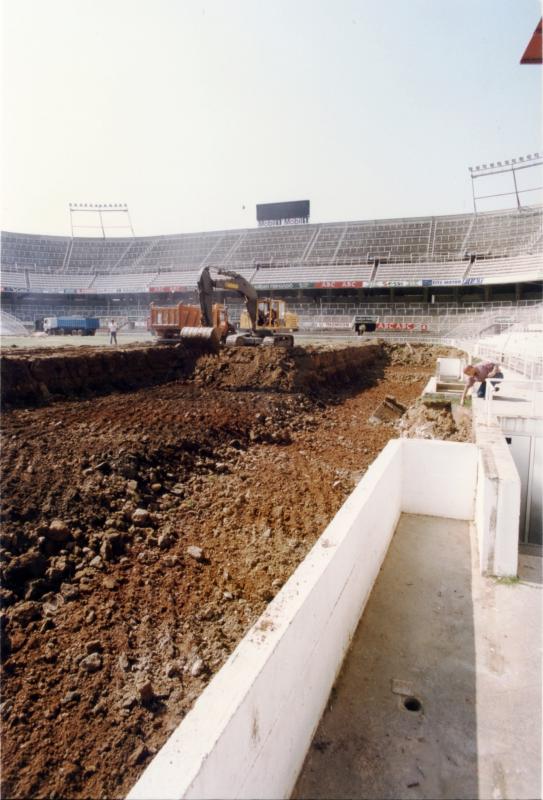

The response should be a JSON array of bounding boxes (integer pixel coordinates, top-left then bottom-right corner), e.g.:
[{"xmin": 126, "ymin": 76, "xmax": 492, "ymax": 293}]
[{"xmin": 461, "ymin": 362, "xmax": 503, "ymax": 405}]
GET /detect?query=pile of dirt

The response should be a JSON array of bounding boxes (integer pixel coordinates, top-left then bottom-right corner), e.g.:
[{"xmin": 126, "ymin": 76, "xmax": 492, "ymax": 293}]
[
  {"xmin": 0, "ymin": 344, "xmax": 451, "ymax": 798},
  {"xmin": 191, "ymin": 343, "xmax": 381, "ymax": 393},
  {"xmin": 398, "ymin": 397, "xmax": 473, "ymax": 442},
  {"xmin": 0, "ymin": 341, "xmax": 381, "ymax": 407}
]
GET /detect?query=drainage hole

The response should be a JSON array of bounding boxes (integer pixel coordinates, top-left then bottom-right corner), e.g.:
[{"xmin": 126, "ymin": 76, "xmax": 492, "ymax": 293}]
[{"xmin": 403, "ymin": 696, "xmax": 422, "ymax": 713}]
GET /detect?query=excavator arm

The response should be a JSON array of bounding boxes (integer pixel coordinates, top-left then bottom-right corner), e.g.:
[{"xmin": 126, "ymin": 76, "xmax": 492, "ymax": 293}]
[{"xmin": 197, "ymin": 266, "xmax": 258, "ymax": 331}]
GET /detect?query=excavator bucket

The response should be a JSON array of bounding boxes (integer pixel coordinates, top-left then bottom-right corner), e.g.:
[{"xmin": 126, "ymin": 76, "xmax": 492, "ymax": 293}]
[{"xmin": 179, "ymin": 326, "xmax": 221, "ymax": 354}]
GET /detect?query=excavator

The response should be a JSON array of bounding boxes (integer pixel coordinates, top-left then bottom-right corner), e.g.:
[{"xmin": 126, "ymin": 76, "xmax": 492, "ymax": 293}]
[
  {"xmin": 198, "ymin": 266, "xmax": 297, "ymax": 347},
  {"xmin": 149, "ymin": 266, "xmax": 297, "ymax": 348}
]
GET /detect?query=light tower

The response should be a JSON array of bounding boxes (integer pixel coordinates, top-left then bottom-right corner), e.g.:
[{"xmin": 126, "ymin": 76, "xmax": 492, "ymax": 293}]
[{"xmin": 68, "ymin": 203, "xmax": 135, "ymax": 238}]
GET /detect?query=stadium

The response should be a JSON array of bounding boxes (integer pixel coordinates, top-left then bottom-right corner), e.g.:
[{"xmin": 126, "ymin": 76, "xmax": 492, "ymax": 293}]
[
  {"xmin": 1, "ymin": 200, "xmax": 542, "ymax": 337},
  {"xmin": 1, "ymin": 2, "xmax": 542, "ymax": 800}
]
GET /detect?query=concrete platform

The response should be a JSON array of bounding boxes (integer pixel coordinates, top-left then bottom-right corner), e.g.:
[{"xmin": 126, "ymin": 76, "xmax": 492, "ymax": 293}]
[{"xmin": 293, "ymin": 514, "xmax": 542, "ymax": 800}]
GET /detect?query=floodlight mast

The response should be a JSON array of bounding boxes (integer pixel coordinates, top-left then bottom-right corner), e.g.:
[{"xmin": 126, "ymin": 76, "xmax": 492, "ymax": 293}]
[
  {"xmin": 468, "ymin": 153, "xmax": 543, "ymax": 213},
  {"xmin": 68, "ymin": 203, "xmax": 135, "ymax": 238}
]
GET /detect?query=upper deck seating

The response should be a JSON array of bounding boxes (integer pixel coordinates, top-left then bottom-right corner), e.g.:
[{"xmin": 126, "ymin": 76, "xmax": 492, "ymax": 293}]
[
  {"xmin": 2, "ymin": 206, "xmax": 541, "ymax": 280},
  {"xmin": 1, "ymin": 233, "xmax": 69, "ymax": 269}
]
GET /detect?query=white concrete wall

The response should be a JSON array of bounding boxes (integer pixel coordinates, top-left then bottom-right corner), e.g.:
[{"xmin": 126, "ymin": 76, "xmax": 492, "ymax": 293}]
[
  {"xmin": 437, "ymin": 357, "xmax": 465, "ymax": 379},
  {"xmin": 127, "ymin": 439, "xmax": 481, "ymax": 800},
  {"xmin": 128, "ymin": 440, "xmax": 404, "ymax": 800},
  {"xmin": 402, "ymin": 439, "xmax": 477, "ymax": 520},
  {"xmin": 474, "ymin": 424, "xmax": 521, "ymax": 576}
]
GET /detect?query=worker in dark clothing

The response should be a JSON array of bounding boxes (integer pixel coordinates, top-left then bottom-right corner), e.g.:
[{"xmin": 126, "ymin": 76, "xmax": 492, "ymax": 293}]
[{"xmin": 108, "ymin": 319, "xmax": 118, "ymax": 345}]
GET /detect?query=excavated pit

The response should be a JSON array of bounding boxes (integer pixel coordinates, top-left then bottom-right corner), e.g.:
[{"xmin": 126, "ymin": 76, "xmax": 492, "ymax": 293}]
[
  {"xmin": 0, "ymin": 341, "xmax": 381, "ymax": 407},
  {"xmin": 0, "ymin": 342, "xmax": 464, "ymax": 799}
]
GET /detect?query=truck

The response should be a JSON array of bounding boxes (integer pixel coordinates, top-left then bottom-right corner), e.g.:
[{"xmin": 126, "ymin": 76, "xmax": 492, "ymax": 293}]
[
  {"xmin": 149, "ymin": 301, "xmax": 233, "ymax": 345},
  {"xmin": 43, "ymin": 316, "xmax": 100, "ymax": 336}
]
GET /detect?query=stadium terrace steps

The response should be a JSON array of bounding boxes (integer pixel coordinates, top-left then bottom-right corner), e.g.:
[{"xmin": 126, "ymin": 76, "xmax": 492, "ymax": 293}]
[
  {"xmin": 1, "ymin": 206, "xmax": 541, "ymax": 276},
  {"xmin": 1, "ymin": 252, "xmax": 540, "ymax": 294}
]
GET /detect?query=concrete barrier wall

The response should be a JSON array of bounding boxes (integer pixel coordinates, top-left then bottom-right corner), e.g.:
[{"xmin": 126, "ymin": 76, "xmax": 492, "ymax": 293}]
[
  {"xmin": 127, "ymin": 439, "xmax": 481, "ymax": 800},
  {"xmin": 402, "ymin": 439, "xmax": 478, "ymax": 520},
  {"xmin": 128, "ymin": 440, "xmax": 404, "ymax": 800},
  {"xmin": 474, "ymin": 425, "xmax": 521, "ymax": 577}
]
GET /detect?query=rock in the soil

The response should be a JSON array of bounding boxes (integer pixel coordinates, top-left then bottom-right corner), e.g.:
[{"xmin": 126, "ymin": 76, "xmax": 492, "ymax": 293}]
[
  {"xmin": 8, "ymin": 600, "xmax": 42, "ymax": 627},
  {"xmin": 137, "ymin": 680, "xmax": 155, "ymax": 704},
  {"xmin": 89, "ymin": 555, "xmax": 103, "ymax": 569},
  {"xmin": 85, "ymin": 639, "xmax": 103, "ymax": 654},
  {"xmin": 118, "ymin": 652, "xmax": 130, "ymax": 671},
  {"xmin": 80, "ymin": 652, "xmax": 103, "ymax": 673},
  {"xmin": 132, "ymin": 508, "xmax": 152, "ymax": 527},
  {"xmin": 3, "ymin": 550, "xmax": 47, "ymax": 584},
  {"xmin": 85, "ymin": 609, "xmax": 96, "ymax": 624},
  {"xmin": 157, "ymin": 532, "xmax": 173, "ymax": 549},
  {"xmin": 46, "ymin": 519, "xmax": 70, "ymax": 543},
  {"xmin": 60, "ymin": 583, "xmax": 79, "ymax": 601},
  {"xmin": 128, "ymin": 740, "xmax": 149, "ymax": 766},
  {"xmin": 187, "ymin": 545, "xmax": 204, "ymax": 562},
  {"xmin": 190, "ymin": 657, "xmax": 205, "ymax": 677},
  {"xmin": 100, "ymin": 540, "xmax": 112, "ymax": 561},
  {"xmin": 61, "ymin": 690, "xmax": 81, "ymax": 705}
]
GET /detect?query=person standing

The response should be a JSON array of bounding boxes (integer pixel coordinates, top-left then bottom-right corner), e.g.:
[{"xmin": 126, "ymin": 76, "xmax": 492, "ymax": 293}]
[
  {"xmin": 460, "ymin": 362, "xmax": 503, "ymax": 405},
  {"xmin": 108, "ymin": 319, "xmax": 118, "ymax": 345}
]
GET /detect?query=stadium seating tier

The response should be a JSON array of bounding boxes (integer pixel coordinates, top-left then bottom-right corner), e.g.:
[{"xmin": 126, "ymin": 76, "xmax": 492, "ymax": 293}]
[{"xmin": 1, "ymin": 207, "xmax": 541, "ymax": 290}]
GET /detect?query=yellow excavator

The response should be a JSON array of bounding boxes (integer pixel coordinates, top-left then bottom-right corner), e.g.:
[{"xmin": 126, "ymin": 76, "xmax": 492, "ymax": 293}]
[{"xmin": 149, "ymin": 266, "xmax": 298, "ymax": 349}]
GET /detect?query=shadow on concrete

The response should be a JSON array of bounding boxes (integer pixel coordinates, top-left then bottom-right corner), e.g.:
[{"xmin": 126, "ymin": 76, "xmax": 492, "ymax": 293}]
[
  {"xmin": 492, "ymin": 395, "xmax": 529, "ymax": 403},
  {"xmin": 293, "ymin": 514, "xmax": 478, "ymax": 800},
  {"xmin": 518, "ymin": 551, "xmax": 543, "ymax": 585}
]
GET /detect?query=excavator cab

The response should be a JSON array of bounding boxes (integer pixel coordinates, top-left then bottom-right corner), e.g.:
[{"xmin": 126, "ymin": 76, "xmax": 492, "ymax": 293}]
[{"xmin": 241, "ymin": 299, "xmax": 298, "ymax": 335}]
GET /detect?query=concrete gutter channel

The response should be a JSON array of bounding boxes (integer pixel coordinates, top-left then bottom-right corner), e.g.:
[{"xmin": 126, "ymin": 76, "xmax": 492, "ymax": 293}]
[{"xmin": 126, "ymin": 428, "xmax": 541, "ymax": 800}]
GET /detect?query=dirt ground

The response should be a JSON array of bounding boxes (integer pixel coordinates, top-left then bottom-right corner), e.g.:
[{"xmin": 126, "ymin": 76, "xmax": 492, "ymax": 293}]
[{"xmin": 0, "ymin": 342, "xmax": 466, "ymax": 799}]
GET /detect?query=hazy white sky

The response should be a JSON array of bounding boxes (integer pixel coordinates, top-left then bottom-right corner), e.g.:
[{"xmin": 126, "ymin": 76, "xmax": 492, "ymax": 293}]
[{"xmin": 1, "ymin": 0, "xmax": 542, "ymax": 236}]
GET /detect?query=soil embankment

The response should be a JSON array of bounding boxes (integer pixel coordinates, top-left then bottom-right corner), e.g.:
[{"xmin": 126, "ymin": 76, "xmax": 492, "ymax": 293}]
[{"xmin": 0, "ymin": 341, "xmax": 380, "ymax": 407}]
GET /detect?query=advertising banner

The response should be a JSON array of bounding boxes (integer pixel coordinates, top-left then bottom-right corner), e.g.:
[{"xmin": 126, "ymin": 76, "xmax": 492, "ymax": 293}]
[
  {"xmin": 373, "ymin": 280, "xmax": 423, "ymax": 288},
  {"xmin": 376, "ymin": 322, "xmax": 429, "ymax": 332},
  {"xmin": 314, "ymin": 280, "xmax": 364, "ymax": 289},
  {"xmin": 149, "ymin": 285, "xmax": 189, "ymax": 293}
]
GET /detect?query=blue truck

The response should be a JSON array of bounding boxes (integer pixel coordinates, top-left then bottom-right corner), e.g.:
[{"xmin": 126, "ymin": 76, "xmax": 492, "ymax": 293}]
[{"xmin": 43, "ymin": 316, "xmax": 100, "ymax": 336}]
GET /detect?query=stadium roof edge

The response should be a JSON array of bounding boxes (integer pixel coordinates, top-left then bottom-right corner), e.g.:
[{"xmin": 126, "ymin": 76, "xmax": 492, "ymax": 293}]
[{"xmin": 1, "ymin": 204, "xmax": 542, "ymax": 242}]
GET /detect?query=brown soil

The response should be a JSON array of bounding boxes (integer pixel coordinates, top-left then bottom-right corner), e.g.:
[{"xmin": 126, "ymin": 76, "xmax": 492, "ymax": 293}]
[
  {"xmin": 398, "ymin": 398, "xmax": 473, "ymax": 442},
  {"xmin": 0, "ymin": 342, "xmax": 459, "ymax": 799}
]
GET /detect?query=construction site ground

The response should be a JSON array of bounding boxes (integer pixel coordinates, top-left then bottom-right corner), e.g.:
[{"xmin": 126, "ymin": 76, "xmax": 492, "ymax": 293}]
[{"xmin": 0, "ymin": 341, "xmax": 467, "ymax": 799}]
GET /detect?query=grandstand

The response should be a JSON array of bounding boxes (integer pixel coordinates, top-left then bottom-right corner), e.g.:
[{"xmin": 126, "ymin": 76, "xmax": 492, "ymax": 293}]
[{"xmin": 1, "ymin": 205, "xmax": 542, "ymax": 333}]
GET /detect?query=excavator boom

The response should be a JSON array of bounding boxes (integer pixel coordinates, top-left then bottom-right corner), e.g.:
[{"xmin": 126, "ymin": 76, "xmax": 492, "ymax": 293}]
[{"xmin": 198, "ymin": 267, "xmax": 258, "ymax": 331}]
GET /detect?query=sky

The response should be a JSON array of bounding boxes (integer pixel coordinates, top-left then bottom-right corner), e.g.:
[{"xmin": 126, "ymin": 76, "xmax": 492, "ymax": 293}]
[{"xmin": 1, "ymin": 0, "xmax": 542, "ymax": 237}]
